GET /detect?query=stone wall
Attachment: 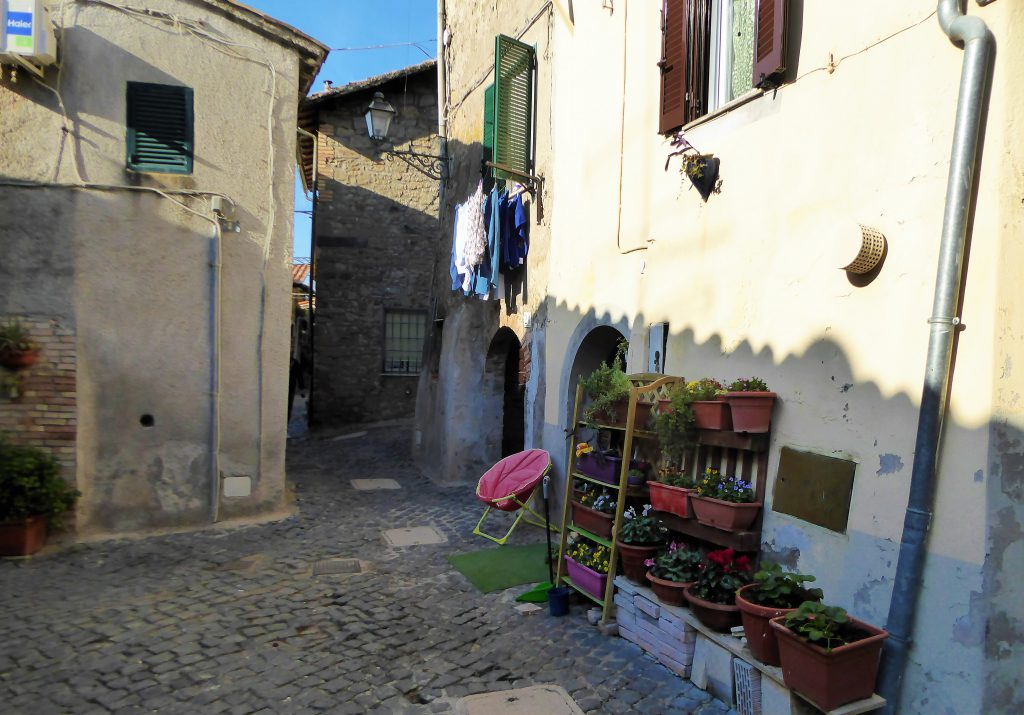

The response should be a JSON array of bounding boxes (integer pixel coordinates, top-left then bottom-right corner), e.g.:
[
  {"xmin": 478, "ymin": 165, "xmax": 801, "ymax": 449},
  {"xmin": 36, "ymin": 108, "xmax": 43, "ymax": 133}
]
[{"xmin": 311, "ymin": 69, "xmax": 439, "ymax": 427}]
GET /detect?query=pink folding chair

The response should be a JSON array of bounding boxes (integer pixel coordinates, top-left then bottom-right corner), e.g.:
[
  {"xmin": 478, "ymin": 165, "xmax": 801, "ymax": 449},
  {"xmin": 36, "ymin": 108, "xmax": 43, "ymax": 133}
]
[{"xmin": 473, "ymin": 448, "xmax": 553, "ymax": 544}]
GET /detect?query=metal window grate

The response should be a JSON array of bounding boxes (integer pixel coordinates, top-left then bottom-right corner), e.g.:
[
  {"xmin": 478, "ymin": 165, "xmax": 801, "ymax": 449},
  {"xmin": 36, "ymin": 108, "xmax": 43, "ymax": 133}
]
[{"xmin": 383, "ymin": 310, "xmax": 426, "ymax": 374}]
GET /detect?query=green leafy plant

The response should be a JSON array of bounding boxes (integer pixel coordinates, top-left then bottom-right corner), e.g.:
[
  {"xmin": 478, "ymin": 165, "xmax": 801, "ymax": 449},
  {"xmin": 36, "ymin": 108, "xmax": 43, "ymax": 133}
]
[
  {"xmin": 783, "ymin": 601, "xmax": 854, "ymax": 651},
  {"xmin": 694, "ymin": 467, "xmax": 755, "ymax": 503},
  {"xmin": 692, "ymin": 548, "xmax": 753, "ymax": 604},
  {"xmin": 0, "ymin": 321, "xmax": 38, "ymax": 356},
  {"xmin": 655, "ymin": 384, "xmax": 696, "ymax": 464},
  {"xmin": 687, "ymin": 378, "xmax": 726, "ymax": 401},
  {"xmin": 617, "ymin": 505, "xmax": 667, "ymax": 545},
  {"xmin": 727, "ymin": 377, "xmax": 769, "ymax": 392},
  {"xmin": 658, "ymin": 466, "xmax": 695, "ymax": 489},
  {"xmin": 566, "ymin": 537, "xmax": 611, "ymax": 574},
  {"xmin": 0, "ymin": 436, "xmax": 79, "ymax": 528},
  {"xmin": 747, "ymin": 561, "xmax": 823, "ymax": 609},
  {"xmin": 628, "ymin": 466, "xmax": 648, "ymax": 483},
  {"xmin": 645, "ymin": 541, "xmax": 702, "ymax": 583},
  {"xmin": 580, "ymin": 339, "xmax": 631, "ymax": 426}
]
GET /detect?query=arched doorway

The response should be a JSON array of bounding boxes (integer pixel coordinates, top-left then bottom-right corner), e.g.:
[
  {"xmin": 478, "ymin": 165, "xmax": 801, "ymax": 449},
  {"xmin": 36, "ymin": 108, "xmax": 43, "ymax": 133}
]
[{"xmin": 484, "ymin": 328, "xmax": 525, "ymax": 460}]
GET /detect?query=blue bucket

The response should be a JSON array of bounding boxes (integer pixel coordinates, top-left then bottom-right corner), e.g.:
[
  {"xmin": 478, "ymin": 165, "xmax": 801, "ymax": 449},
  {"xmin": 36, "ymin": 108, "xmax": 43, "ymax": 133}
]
[{"xmin": 548, "ymin": 586, "xmax": 571, "ymax": 617}]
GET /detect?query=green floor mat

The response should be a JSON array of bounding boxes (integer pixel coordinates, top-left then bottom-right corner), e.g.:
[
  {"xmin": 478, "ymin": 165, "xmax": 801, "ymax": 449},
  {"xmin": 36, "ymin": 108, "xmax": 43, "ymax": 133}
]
[{"xmin": 448, "ymin": 543, "xmax": 551, "ymax": 594}]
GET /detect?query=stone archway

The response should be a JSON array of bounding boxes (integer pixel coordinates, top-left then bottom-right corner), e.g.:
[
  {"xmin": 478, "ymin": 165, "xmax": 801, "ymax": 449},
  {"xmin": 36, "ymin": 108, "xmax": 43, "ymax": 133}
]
[
  {"xmin": 565, "ymin": 325, "xmax": 628, "ymax": 432},
  {"xmin": 483, "ymin": 327, "xmax": 525, "ymax": 462}
]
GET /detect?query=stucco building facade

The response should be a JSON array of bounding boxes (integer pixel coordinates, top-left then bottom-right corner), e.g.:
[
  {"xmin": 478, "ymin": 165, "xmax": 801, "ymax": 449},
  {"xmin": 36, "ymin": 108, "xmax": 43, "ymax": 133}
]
[
  {"xmin": 416, "ymin": 1, "xmax": 1024, "ymax": 712},
  {"xmin": 301, "ymin": 62, "xmax": 440, "ymax": 428},
  {"xmin": 0, "ymin": 0, "xmax": 327, "ymax": 535}
]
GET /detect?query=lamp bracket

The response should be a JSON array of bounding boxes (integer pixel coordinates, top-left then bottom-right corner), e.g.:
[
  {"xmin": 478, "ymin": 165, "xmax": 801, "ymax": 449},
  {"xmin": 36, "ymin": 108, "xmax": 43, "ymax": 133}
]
[{"xmin": 380, "ymin": 148, "xmax": 447, "ymax": 181}]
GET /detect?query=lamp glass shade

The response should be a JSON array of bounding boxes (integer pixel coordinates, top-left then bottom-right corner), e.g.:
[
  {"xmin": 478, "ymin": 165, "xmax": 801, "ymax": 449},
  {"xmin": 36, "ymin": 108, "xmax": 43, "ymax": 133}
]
[{"xmin": 365, "ymin": 92, "xmax": 396, "ymax": 141}]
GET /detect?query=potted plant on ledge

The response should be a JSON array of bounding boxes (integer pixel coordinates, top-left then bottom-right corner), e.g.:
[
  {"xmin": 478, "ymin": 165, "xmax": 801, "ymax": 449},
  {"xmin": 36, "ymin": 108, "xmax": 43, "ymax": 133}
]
[
  {"xmin": 0, "ymin": 437, "xmax": 80, "ymax": 556},
  {"xmin": 647, "ymin": 466, "xmax": 695, "ymax": 519},
  {"xmin": 644, "ymin": 541, "xmax": 702, "ymax": 607},
  {"xmin": 691, "ymin": 468, "xmax": 762, "ymax": 531},
  {"xmin": 723, "ymin": 377, "xmax": 776, "ymax": 433},
  {"xmin": 615, "ymin": 505, "xmax": 666, "ymax": 583},
  {"xmin": 688, "ymin": 378, "xmax": 731, "ymax": 430},
  {"xmin": 735, "ymin": 562, "xmax": 823, "ymax": 666},
  {"xmin": 579, "ymin": 339, "xmax": 647, "ymax": 428},
  {"xmin": 571, "ymin": 481, "xmax": 617, "ymax": 539},
  {"xmin": 770, "ymin": 602, "xmax": 889, "ymax": 711},
  {"xmin": 684, "ymin": 547, "xmax": 752, "ymax": 631},
  {"xmin": 0, "ymin": 321, "xmax": 41, "ymax": 371}
]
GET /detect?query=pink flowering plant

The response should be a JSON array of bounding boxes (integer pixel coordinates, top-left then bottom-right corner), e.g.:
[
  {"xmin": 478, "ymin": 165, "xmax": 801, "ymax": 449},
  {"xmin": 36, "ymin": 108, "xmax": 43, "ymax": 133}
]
[
  {"xmin": 726, "ymin": 377, "xmax": 769, "ymax": 392},
  {"xmin": 694, "ymin": 467, "xmax": 755, "ymax": 503},
  {"xmin": 693, "ymin": 548, "xmax": 754, "ymax": 604},
  {"xmin": 644, "ymin": 541, "xmax": 702, "ymax": 583}
]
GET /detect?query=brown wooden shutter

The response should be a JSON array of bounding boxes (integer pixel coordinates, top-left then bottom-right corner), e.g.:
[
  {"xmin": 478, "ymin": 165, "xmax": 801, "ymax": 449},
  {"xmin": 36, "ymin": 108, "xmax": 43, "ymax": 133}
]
[
  {"xmin": 658, "ymin": 0, "xmax": 686, "ymax": 133},
  {"xmin": 753, "ymin": 0, "xmax": 786, "ymax": 87}
]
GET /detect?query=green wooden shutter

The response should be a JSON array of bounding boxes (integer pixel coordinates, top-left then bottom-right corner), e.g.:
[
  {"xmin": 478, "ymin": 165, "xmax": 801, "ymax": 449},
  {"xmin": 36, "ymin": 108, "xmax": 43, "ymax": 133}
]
[
  {"xmin": 126, "ymin": 82, "xmax": 194, "ymax": 174},
  {"xmin": 492, "ymin": 35, "xmax": 534, "ymax": 180}
]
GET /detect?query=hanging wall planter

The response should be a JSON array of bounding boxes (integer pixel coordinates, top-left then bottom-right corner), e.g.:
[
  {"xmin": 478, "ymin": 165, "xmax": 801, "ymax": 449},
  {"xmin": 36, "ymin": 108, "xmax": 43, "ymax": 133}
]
[{"xmin": 685, "ymin": 155, "xmax": 720, "ymax": 202}]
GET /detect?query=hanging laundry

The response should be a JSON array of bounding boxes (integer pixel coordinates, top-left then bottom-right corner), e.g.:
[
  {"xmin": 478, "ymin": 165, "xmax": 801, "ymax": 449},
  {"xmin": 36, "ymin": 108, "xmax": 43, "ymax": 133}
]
[
  {"xmin": 472, "ymin": 186, "xmax": 505, "ymax": 298},
  {"xmin": 462, "ymin": 181, "xmax": 487, "ymax": 269},
  {"xmin": 500, "ymin": 189, "xmax": 530, "ymax": 272}
]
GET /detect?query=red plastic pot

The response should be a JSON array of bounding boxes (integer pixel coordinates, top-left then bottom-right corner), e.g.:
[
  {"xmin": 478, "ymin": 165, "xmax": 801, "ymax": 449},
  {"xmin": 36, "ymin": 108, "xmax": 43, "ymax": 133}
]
[
  {"xmin": 571, "ymin": 500, "xmax": 614, "ymax": 539},
  {"xmin": 770, "ymin": 614, "xmax": 888, "ymax": 711},
  {"xmin": 0, "ymin": 515, "xmax": 46, "ymax": 556},
  {"xmin": 0, "ymin": 349, "xmax": 40, "ymax": 371},
  {"xmin": 692, "ymin": 400, "xmax": 732, "ymax": 430},
  {"xmin": 615, "ymin": 540, "xmax": 662, "ymax": 584},
  {"xmin": 723, "ymin": 391, "xmax": 776, "ymax": 433},
  {"xmin": 646, "ymin": 571, "xmax": 693, "ymax": 607},
  {"xmin": 690, "ymin": 496, "xmax": 762, "ymax": 531},
  {"xmin": 735, "ymin": 584, "xmax": 800, "ymax": 666},
  {"xmin": 647, "ymin": 481, "xmax": 693, "ymax": 518},
  {"xmin": 684, "ymin": 585, "xmax": 742, "ymax": 631}
]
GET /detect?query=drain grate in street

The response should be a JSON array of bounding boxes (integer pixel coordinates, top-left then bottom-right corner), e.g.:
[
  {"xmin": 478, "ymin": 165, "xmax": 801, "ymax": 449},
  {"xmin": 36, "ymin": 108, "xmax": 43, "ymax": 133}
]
[
  {"xmin": 351, "ymin": 478, "xmax": 401, "ymax": 490},
  {"xmin": 383, "ymin": 526, "xmax": 447, "ymax": 546},
  {"xmin": 312, "ymin": 558, "xmax": 363, "ymax": 576}
]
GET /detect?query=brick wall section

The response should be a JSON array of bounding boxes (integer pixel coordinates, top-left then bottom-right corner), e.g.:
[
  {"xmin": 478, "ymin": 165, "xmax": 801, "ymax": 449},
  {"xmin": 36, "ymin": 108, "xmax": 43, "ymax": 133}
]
[
  {"xmin": 0, "ymin": 316, "xmax": 77, "ymax": 481},
  {"xmin": 311, "ymin": 69, "xmax": 440, "ymax": 427}
]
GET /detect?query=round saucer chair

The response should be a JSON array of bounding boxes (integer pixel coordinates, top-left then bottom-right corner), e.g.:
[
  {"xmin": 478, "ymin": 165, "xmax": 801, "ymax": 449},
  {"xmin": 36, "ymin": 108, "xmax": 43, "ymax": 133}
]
[{"xmin": 473, "ymin": 448, "xmax": 553, "ymax": 545}]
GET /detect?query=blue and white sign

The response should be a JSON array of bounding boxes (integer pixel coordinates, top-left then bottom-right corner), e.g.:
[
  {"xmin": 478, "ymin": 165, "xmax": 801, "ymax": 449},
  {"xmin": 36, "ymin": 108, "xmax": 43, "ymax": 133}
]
[
  {"xmin": 1, "ymin": 0, "xmax": 56, "ymax": 63},
  {"xmin": 6, "ymin": 11, "xmax": 32, "ymax": 36}
]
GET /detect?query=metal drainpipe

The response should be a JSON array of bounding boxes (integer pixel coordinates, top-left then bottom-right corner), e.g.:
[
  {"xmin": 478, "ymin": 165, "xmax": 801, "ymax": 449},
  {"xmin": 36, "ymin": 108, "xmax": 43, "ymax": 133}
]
[
  {"xmin": 437, "ymin": 0, "xmax": 449, "ymax": 194},
  {"xmin": 209, "ymin": 219, "xmax": 223, "ymax": 523},
  {"xmin": 877, "ymin": 2, "xmax": 992, "ymax": 711},
  {"xmin": 297, "ymin": 126, "xmax": 318, "ymax": 425}
]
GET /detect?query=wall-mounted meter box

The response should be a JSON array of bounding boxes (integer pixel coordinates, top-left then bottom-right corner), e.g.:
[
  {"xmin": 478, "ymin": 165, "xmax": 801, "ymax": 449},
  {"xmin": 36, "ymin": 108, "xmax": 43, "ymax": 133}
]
[{"xmin": 1, "ymin": 0, "xmax": 57, "ymax": 67}]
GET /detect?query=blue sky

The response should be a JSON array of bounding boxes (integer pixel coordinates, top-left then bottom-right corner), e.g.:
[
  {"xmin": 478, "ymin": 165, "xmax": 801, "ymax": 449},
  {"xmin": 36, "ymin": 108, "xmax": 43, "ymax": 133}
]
[{"xmin": 243, "ymin": 0, "xmax": 438, "ymax": 258}]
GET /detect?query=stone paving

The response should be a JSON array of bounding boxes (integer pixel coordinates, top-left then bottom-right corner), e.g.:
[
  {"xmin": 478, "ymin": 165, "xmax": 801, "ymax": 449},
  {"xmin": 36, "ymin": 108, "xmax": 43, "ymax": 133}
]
[{"xmin": 0, "ymin": 424, "xmax": 736, "ymax": 715}]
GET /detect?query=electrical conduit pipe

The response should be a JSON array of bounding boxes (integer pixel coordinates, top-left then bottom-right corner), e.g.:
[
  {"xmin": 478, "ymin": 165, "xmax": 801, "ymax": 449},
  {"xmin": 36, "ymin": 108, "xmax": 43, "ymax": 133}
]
[{"xmin": 877, "ymin": 2, "xmax": 992, "ymax": 711}]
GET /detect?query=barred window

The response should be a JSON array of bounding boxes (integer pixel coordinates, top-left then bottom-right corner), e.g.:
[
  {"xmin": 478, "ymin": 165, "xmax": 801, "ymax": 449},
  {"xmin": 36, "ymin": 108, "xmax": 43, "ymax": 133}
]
[{"xmin": 383, "ymin": 310, "xmax": 427, "ymax": 374}]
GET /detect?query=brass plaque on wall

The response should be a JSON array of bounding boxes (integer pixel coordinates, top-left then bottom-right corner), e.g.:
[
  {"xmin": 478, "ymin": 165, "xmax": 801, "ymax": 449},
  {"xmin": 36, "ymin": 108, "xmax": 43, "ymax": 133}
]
[{"xmin": 772, "ymin": 447, "xmax": 857, "ymax": 533}]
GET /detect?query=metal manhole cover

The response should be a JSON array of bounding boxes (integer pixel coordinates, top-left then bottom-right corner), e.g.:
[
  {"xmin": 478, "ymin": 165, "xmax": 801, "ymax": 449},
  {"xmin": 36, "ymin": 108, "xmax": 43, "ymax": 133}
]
[
  {"xmin": 313, "ymin": 558, "xmax": 363, "ymax": 575},
  {"xmin": 383, "ymin": 526, "xmax": 447, "ymax": 546}
]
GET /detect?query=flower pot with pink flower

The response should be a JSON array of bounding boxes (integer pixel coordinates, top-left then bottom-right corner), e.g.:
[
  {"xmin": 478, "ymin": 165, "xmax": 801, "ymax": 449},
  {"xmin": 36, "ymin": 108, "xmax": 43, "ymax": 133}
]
[
  {"xmin": 644, "ymin": 541, "xmax": 701, "ymax": 607},
  {"xmin": 614, "ymin": 505, "xmax": 666, "ymax": 583},
  {"xmin": 723, "ymin": 377, "xmax": 776, "ymax": 433}
]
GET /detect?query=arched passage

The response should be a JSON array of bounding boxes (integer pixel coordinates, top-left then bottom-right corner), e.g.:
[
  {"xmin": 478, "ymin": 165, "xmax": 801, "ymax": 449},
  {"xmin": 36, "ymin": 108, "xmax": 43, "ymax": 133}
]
[
  {"xmin": 565, "ymin": 325, "xmax": 627, "ymax": 432},
  {"xmin": 483, "ymin": 327, "xmax": 525, "ymax": 461}
]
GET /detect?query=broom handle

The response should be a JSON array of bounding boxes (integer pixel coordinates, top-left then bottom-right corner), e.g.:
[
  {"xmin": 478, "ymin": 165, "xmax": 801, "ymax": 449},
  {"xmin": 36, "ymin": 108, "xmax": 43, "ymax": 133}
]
[{"xmin": 543, "ymin": 474, "xmax": 554, "ymax": 584}]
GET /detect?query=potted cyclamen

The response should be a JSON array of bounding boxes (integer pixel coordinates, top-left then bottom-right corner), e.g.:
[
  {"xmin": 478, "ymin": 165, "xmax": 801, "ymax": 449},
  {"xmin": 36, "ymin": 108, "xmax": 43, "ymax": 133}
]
[
  {"xmin": 0, "ymin": 321, "xmax": 41, "ymax": 370},
  {"xmin": 615, "ymin": 505, "xmax": 666, "ymax": 583},
  {"xmin": 564, "ymin": 538, "xmax": 611, "ymax": 601},
  {"xmin": 644, "ymin": 541, "xmax": 702, "ymax": 607},
  {"xmin": 0, "ymin": 437, "xmax": 80, "ymax": 556},
  {"xmin": 687, "ymin": 378, "xmax": 732, "ymax": 431},
  {"xmin": 684, "ymin": 548, "xmax": 753, "ymax": 631},
  {"xmin": 690, "ymin": 468, "xmax": 762, "ymax": 531},
  {"xmin": 770, "ymin": 602, "xmax": 889, "ymax": 711},
  {"xmin": 723, "ymin": 377, "xmax": 776, "ymax": 433},
  {"xmin": 735, "ymin": 562, "xmax": 823, "ymax": 666},
  {"xmin": 570, "ymin": 482, "xmax": 616, "ymax": 539}
]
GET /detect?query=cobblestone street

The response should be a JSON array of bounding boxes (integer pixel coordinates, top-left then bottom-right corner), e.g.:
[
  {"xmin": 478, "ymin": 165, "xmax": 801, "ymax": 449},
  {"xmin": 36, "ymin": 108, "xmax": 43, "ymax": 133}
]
[{"xmin": 1, "ymin": 424, "xmax": 734, "ymax": 714}]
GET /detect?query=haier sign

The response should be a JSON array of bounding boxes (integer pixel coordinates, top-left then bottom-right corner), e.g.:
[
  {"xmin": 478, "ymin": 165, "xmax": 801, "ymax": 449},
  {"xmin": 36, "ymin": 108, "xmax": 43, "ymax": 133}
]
[{"xmin": 6, "ymin": 12, "xmax": 32, "ymax": 34}]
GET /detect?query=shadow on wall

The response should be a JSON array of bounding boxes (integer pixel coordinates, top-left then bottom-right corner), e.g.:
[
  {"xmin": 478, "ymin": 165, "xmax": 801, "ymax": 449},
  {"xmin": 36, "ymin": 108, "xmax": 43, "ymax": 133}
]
[{"xmin": 535, "ymin": 295, "xmax": 1022, "ymax": 715}]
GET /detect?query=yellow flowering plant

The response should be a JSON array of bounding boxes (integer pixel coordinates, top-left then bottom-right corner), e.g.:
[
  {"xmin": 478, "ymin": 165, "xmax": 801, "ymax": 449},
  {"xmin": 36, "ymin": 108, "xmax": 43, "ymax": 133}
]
[{"xmin": 566, "ymin": 538, "xmax": 611, "ymax": 575}]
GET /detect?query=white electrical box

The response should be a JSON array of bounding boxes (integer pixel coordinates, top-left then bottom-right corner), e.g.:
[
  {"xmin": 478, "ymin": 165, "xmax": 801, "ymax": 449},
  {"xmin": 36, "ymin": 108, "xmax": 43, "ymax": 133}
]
[{"xmin": 1, "ymin": 0, "xmax": 57, "ymax": 70}]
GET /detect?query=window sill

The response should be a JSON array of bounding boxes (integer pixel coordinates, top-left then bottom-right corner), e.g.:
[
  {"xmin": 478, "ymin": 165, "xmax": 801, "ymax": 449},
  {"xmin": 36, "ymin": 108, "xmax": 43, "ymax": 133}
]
[{"xmin": 681, "ymin": 88, "xmax": 765, "ymax": 132}]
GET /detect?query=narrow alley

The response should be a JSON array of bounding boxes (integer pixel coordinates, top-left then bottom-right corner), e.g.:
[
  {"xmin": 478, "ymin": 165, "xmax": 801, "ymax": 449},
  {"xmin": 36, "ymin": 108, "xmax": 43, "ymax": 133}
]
[{"xmin": 0, "ymin": 425, "xmax": 734, "ymax": 715}]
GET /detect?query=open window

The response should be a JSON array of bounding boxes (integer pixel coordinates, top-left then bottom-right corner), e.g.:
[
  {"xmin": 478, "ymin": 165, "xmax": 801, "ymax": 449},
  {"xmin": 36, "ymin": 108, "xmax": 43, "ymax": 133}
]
[{"xmin": 659, "ymin": 0, "xmax": 786, "ymax": 132}]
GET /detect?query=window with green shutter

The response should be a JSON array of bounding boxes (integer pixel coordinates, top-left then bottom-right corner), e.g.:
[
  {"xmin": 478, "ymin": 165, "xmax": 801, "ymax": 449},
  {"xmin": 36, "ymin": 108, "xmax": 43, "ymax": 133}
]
[
  {"xmin": 491, "ymin": 35, "xmax": 535, "ymax": 180},
  {"xmin": 481, "ymin": 83, "xmax": 496, "ymax": 188},
  {"xmin": 126, "ymin": 82, "xmax": 194, "ymax": 174}
]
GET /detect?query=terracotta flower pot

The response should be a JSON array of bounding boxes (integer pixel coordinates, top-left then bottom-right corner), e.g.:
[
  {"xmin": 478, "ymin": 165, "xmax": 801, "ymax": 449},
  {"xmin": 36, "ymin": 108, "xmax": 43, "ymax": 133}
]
[
  {"xmin": 0, "ymin": 349, "xmax": 40, "ymax": 371},
  {"xmin": 692, "ymin": 400, "xmax": 732, "ymax": 430},
  {"xmin": 770, "ymin": 615, "xmax": 889, "ymax": 711},
  {"xmin": 723, "ymin": 391, "xmax": 776, "ymax": 433},
  {"xmin": 647, "ymin": 481, "xmax": 693, "ymax": 518},
  {"xmin": 646, "ymin": 571, "xmax": 693, "ymax": 607},
  {"xmin": 735, "ymin": 584, "xmax": 800, "ymax": 666},
  {"xmin": 564, "ymin": 556, "xmax": 609, "ymax": 601},
  {"xmin": 0, "ymin": 515, "xmax": 47, "ymax": 556},
  {"xmin": 615, "ymin": 540, "xmax": 662, "ymax": 583},
  {"xmin": 690, "ymin": 496, "xmax": 762, "ymax": 531},
  {"xmin": 684, "ymin": 585, "xmax": 742, "ymax": 631},
  {"xmin": 571, "ymin": 500, "xmax": 614, "ymax": 539}
]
